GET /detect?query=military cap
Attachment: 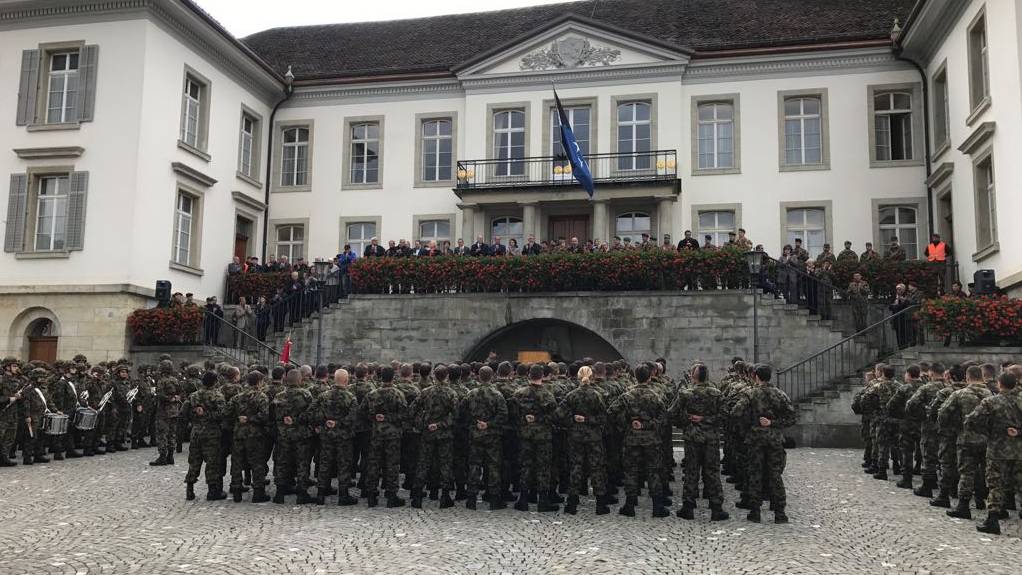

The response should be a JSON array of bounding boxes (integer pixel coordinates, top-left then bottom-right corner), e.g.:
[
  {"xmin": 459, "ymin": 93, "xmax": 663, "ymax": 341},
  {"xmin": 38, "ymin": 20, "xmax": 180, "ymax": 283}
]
[
  {"xmin": 158, "ymin": 360, "xmax": 175, "ymax": 374},
  {"xmin": 2, "ymin": 357, "xmax": 21, "ymax": 368},
  {"xmin": 29, "ymin": 367, "xmax": 50, "ymax": 381}
]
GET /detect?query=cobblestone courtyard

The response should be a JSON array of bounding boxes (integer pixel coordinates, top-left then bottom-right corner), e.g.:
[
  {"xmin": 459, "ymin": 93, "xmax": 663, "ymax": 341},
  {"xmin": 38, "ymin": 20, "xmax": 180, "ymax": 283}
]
[{"xmin": 0, "ymin": 448, "xmax": 1019, "ymax": 575}]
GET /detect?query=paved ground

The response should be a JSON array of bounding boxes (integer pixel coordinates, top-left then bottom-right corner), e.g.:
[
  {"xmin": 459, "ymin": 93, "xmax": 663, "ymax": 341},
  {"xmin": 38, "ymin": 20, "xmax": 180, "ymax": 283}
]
[{"xmin": 0, "ymin": 447, "xmax": 1019, "ymax": 575}]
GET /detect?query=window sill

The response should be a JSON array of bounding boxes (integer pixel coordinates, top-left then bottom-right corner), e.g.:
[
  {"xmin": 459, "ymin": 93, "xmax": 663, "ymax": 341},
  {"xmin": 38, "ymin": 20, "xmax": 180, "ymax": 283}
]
[
  {"xmin": 692, "ymin": 167, "xmax": 741, "ymax": 176},
  {"xmin": 779, "ymin": 162, "xmax": 830, "ymax": 173},
  {"xmin": 236, "ymin": 171, "xmax": 263, "ymax": 189},
  {"xmin": 972, "ymin": 242, "xmax": 1000, "ymax": 263},
  {"xmin": 869, "ymin": 158, "xmax": 925, "ymax": 169},
  {"xmin": 341, "ymin": 182, "xmax": 383, "ymax": 191},
  {"xmin": 414, "ymin": 179, "xmax": 456, "ymax": 188},
  {"xmin": 270, "ymin": 185, "xmax": 311, "ymax": 194},
  {"xmin": 931, "ymin": 140, "xmax": 951, "ymax": 162},
  {"xmin": 15, "ymin": 250, "xmax": 71, "ymax": 260},
  {"xmin": 966, "ymin": 97, "xmax": 992, "ymax": 127},
  {"xmin": 169, "ymin": 261, "xmax": 204, "ymax": 276},
  {"xmin": 177, "ymin": 140, "xmax": 211, "ymax": 162},
  {"xmin": 26, "ymin": 122, "xmax": 81, "ymax": 132}
]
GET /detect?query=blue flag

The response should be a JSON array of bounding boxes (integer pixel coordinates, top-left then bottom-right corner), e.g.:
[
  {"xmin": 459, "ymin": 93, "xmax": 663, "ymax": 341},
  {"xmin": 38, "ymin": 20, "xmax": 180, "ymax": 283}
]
[{"xmin": 554, "ymin": 89, "xmax": 595, "ymax": 198}]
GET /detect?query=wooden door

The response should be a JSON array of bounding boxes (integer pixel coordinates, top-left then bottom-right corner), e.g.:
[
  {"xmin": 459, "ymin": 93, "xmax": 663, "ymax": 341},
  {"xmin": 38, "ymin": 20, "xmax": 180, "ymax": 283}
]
[
  {"xmin": 28, "ymin": 337, "xmax": 58, "ymax": 364},
  {"xmin": 548, "ymin": 215, "xmax": 590, "ymax": 242},
  {"xmin": 234, "ymin": 234, "xmax": 249, "ymax": 261}
]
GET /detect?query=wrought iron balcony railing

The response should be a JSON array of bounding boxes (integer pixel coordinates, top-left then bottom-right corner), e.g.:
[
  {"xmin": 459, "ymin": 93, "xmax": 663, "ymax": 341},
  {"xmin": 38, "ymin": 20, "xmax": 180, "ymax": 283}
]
[{"xmin": 455, "ymin": 150, "xmax": 677, "ymax": 190}]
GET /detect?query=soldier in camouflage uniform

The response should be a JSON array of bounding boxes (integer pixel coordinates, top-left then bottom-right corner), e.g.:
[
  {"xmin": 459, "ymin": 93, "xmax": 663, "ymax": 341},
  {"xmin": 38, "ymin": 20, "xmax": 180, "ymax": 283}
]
[
  {"xmin": 104, "ymin": 364, "xmax": 132, "ymax": 452},
  {"xmin": 557, "ymin": 365, "xmax": 610, "ymax": 515},
  {"xmin": 46, "ymin": 363, "xmax": 80, "ymax": 460},
  {"xmin": 0, "ymin": 358, "xmax": 25, "ymax": 466},
  {"xmin": 863, "ymin": 365, "xmax": 902, "ymax": 480},
  {"xmin": 905, "ymin": 363, "xmax": 947, "ymax": 498},
  {"xmin": 227, "ymin": 371, "xmax": 271, "ymax": 503},
  {"xmin": 131, "ymin": 366, "xmax": 156, "ymax": 449},
  {"xmin": 20, "ymin": 368, "xmax": 50, "ymax": 465},
  {"xmin": 733, "ymin": 364, "xmax": 796, "ymax": 523},
  {"xmin": 350, "ymin": 364, "xmax": 376, "ymax": 493},
  {"xmin": 80, "ymin": 366, "xmax": 106, "ymax": 456},
  {"xmin": 671, "ymin": 364, "xmax": 728, "ymax": 521},
  {"xmin": 396, "ymin": 364, "xmax": 420, "ymax": 492},
  {"xmin": 939, "ymin": 365, "xmax": 993, "ymax": 519},
  {"xmin": 886, "ymin": 365, "xmax": 925, "ymax": 489},
  {"xmin": 609, "ymin": 364, "xmax": 669, "ymax": 518},
  {"xmin": 177, "ymin": 365, "xmax": 201, "ymax": 454},
  {"xmin": 497, "ymin": 363, "xmax": 523, "ymax": 498},
  {"xmin": 309, "ymin": 368, "xmax": 358, "ymax": 506},
  {"xmin": 928, "ymin": 365, "xmax": 967, "ymax": 508},
  {"xmin": 965, "ymin": 371, "xmax": 1022, "ymax": 535},
  {"xmin": 359, "ymin": 366, "xmax": 407, "ymax": 508},
  {"xmin": 509, "ymin": 364, "xmax": 560, "ymax": 513},
  {"xmin": 272, "ymin": 369, "xmax": 315, "ymax": 504},
  {"xmin": 851, "ymin": 372, "xmax": 876, "ymax": 473},
  {"xmin": 410, "ymin": 365, "xmax": 460, "ymax": 509},
  {"xmin": 460, "ymin": 366, "xmax": 507, "ymax": 510},
  {"xmin": 151, "ymin": 360, "xmax": 182, "ymax": 466},
  {"xmin": 182, "ymin": 371, "xmax": 227, "ymax": 501}
]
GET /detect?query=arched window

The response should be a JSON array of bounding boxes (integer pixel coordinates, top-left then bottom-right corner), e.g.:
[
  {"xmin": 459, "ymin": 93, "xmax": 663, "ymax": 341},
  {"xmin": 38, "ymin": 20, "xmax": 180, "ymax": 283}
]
[
  {"xmin": 493, "ymin": 110, "xmax": 525, "ymax": 177},
  {"xmin": 615, "ymin": 212, "xmax": 651, "ymax": 243},
  {"xmin": 879, "ymin": 206, "xmax": 918, "ymax": 259},
  {"xmin": 491, "ymin": 216, "xmax": 523, "ymax": 245},
  {"xmin": 617, "ymin": 101, "xmax": 651, "ymax": 170}
]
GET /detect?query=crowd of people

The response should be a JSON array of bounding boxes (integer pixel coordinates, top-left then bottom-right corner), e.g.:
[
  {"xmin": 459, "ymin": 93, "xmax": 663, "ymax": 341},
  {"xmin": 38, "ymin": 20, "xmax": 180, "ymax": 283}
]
[
  {"xmin": 852, "ymin": 360, "xmax": 1022, "ymax": 535},
  {"xmin": 1, "ymin": 354, "xmax": 796, "ymax": 523}
]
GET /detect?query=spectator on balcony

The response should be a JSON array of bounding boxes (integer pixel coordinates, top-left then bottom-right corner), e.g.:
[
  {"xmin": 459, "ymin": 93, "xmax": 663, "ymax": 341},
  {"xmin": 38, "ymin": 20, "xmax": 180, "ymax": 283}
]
[
  {"xmin": 507, "ymin": 238, "xmax": 520, "ymax": 256},
  {"xmin": 860, "ymin": 242, "xmax": 880, "ymax": 263},
  {"xmin": 203, "ymin": 296, "xmax": 224, "ymax": 345},
  {"xmin": 269, "ymin": 255, "xmax": 290, "ymax": 272},
  {"xmin": 926, "ymin": 233, "xmax": 949, "ymax": 263},
  {"xmin": 660, "ymin": 235, "xmax": 674, "ymax": 251},
  {"xmin": 816, "ymin": 260, "xmax": 835, "ymax": 320},
  {"xmin": 804, "ymin": 261, "xmax": 820, "ymax": 316},
  {"xmin": 522, "ymin": 235, "xmax": 542, "ymax": 256},
  {"xmin": 948, "ymin": 281, "xmax": 968, "ymax": 298},
  {"xmin": 792, "ymin": 238, "xmax": 809, "ymax": 265},
  {"xmin": 184, "ymin": 293, "xmax": 198, "ymax": 307},
  {"xmin": 441, "ymin": 240, "xmax": 454, "ymax": 256},
  {"xmin": 469, "ymin": 235, "xmax": 489, "ymax": 257},
  {"xmin": 816, "ymin": 243, "xmax": 836, "ymax": 266},
  {"xmin": 247, "ymin": 256, "xmax": 264, "ymax": 272},
  {"xmin": 677, "ymin": 230, "xmax": 699, "ymax": 251},
  {"xmin": 778, "ymin": 245, "xmax": 799, "ymax": 303},
  {"xmin": 452, "ymin": 238, "xmax": 468, "ymax": 256},
  {"xmin": 837, "ymin": 241, "xmax": 859, "ymax": 264},
  {"xmin": 701, "ymin": 234, "xmax": 716, "ymax": 250},
  {"xmin": 491, "ymin": 236, "xmax": 507, "ymax": 256},
  {"xmin": 287, "ymin": 271, "xmax": 304, "ymax": 325},
  {"xmin": 890, "ymin": 283, "xmax": 913, "ymax": 349},
  {"xmin": 639, "ymin": 232, "xmax": 656, "ymax": 250},
  {"xmin": 386, "ymin": 240, "xmax": 400, "ymax": 257},
  {"xmin": 847, "ymin": 272, "xmax": 871, "ymax": 332},
  {"xmin": 734, "ymin": 229, "xmax": 753, "ymax": 251},
  {"xmin": 567, "ymin": 236, "xmax": 584, "ymax": 254},
  {"xmin": 228, "ymin": 256, "xmax": 243, "ymax": 274},
  {"xmin": 232, "ymin": 296, "xmax": 253, "ymax": 348},
  {"xmin": 364, "ymin": 237, "xmax": 386, "ymax": 258},
  {"xmin": 271, "ymin": 287, "xmax": 286, "ymax": 332},
  {"xmin": 170, "ymin": 292, "xmax": 185, "ymax": 308},
  {"xmin": 294, "ymin": 258, "xmax": 312, "ymax": 275},
  {"xmin": 255, "ymin": 296, "xmax": 271, "ymax": 342},
  {"xmin": 337, "ymin": 245, "xmax": 357, "ymax": 297},
  {"xmin": 885, "ymin": 237, "xmax": 906, "ymax": 261},
  {"xmin": 541, "ymin": 239, "xmax": 552, "ymax": 252}
]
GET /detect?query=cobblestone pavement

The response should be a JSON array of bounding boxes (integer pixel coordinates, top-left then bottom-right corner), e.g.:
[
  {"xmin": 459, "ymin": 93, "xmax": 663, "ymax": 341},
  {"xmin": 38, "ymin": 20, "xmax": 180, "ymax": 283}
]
[{"xmin": 1, "ymin": 448, "xmax": 1019, "ymax": 575}]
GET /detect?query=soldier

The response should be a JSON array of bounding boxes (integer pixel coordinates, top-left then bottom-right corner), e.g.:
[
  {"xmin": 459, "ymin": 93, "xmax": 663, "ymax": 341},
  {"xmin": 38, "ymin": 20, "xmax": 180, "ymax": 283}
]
[
  {"xmin": 0, "ymin": 358, "xmax": 25, "ymax": 466},
  {"xmin": 151, "ymin": 360, "xmax": 182, "ymax": 466},
  {"xmin": 227, "ymin": 371, "xmax": 271, "ymax": 503},
  {"xmin": 928, "ymin": 365, "xmax": 967, "ymax": 508},
  {"xmin": 81, "ymin": 366, "xmax": 106, "ymax": 456},
  {"xmin": 105, "ymin": 364, "xmax": 132, "ymax": 452},
  {"xmin": 460, "ymin": 366, "xmax": 507, "ymax": 510},
  {"xmin": 965, "ymin": 371, "xmax": 1022, "ymax": 535},
  {"xmin": 309, "ymin": 368, "xmax": 358, "ymax": 506},
  {"xmin": 609, "ymin": 364, "xmax": 669, "ymax": 518},
  {"xmin": 906, "ymin": 362, "xmax": 947, "ymax": 498},
  {"xmin": 509, "ymin": 364, "xmax": 560, "ymax": 513},
  {"xmin": 131, "ymin": 365, "xmax": 156, "ymax": 449},
  {"xmin": 864, "ymin": 364, "xmax": 902, "ymax": 480},
  {"xmin": 20, "ymin": 368, "xmax": 50, "ymax": 465},
  {"xmin": 939, "ymin": 365, "xmax": 993, "ymax": 519},
  {"xmin": 851, "ymin": 370, "xmax": 877, "ymax": 472},
  {"xmin": 218, "ymin": 366, "xmax": 243, "ymax": 490},
  {"xmin": 350, "ymin": 364, "xmax": 376, "ymax": 493},
  {"xmin": 860, "ymin": 242, "xmax": 880, "ymax": 263},
  {"xmin": 671, "ymin": 364, "xmax": 728, "ymax": 521},
  {"xmin": 885, "ymin": 236, "xmax": 906, "ymax": 261},
  {"xmin": 359, "ymin": 366, "xmax": 407, "ymax": 508},
  {"xmin": 558, "ymin": 365, "xmax": 610, "ymax": 515},
  {"xmin": 263, "ymin": 366, "xmax": 286, "ymax": 478},
  {"xmin": 846, "ymin": 273, "xmax": 871, "ymax": 332},
  {"xmin": 886, "ymin": 365, "xmax": 925, "ymax": 489},
  {"xmin": 815, "ymin": 243, "xmax": 836, "ymax": 266},
  {"xmin": 272, "ymin": 369, "xmax": 315, "ymax": 504},
  {"xmin": 47, "ymin": 363, "xmax": 81, "ymax": 459},
  {"xmin": 182, "ymin": 371, "xmax": 227, "ymax": 501},
  {"xmin": 396, "ymin": 364, "xmax": 420, "ymax": 492},
  {"xmin": 410, "ymin": 365, "xmax": 460, "ymax": 509},
  {"xmin": 733, "ymin": 364, "xmax": 796, "ymax": 523},
  {"xmin": 836, "ymin": 241, "xmax": 859, "ymax": 264}
]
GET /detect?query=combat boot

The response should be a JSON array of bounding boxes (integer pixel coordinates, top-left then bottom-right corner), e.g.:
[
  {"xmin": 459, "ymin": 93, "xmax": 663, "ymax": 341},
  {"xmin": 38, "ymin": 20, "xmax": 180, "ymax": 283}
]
[
  {"xmin": 514, "ymin": 492, "xmax": 530, "ymax": 512},
  {"xmin": 563, "ymin": 494, "xmax": 579, "ymax": 515},
  {"xmin": 500, "ymin": 489, "xmax": 516, "ymax": 502},
  {"xmin": 1005, "ymin": 493, "xmax": 1017, "ymax": 511},
  {"xmin": 207, "ymin": 483, "xmax": 227, "ymax": 501},
  {"xmin": 185, "ymin": 483, "xmax": 196, "ymax": 501},
  {"xmin": 929, "ymin": 491, "xmax": 951, "ymax": 508},
  {"xmin": 314, "ymin": 488, "xmax": 327, "ymax": 506},
  {"xmin": 106, "ymin": 443, "xmax": 118, "ymax": 453},
  {"xmin": 974, "ymin": 497, "xmax": 986, "ymax": 510},
  {"xmin": 0, "ymin": 456, "xmax": 16, "ymax": 467},
  {"xmin": 166, "ymin": 453, "xmax": 175, "ymax": 465},
  {"xmin": 872, "ymin": 469, "xmax": 888, "ymax": 480},
  {"xmin": 385, "ymin": 491, "xmax": 406, "ymax": 508},
  {"xmin": 33, "ymin": 454, "xmax": 50, "ymax": 463},
  {"xmin": 67, "ymin": 450, "xmax": 82, "ymax": 458},
  {"xmin": 618, "ymin": 495, "xmax": 637, "ymax": 517},
  {"xmin": 913, "ymin": 482, "xmax": 933, "ymax": 498},
  {"xmin": 52, "ymin": 453, "xmax": 64, "ymax": 461},
  {"xmin": 488, "ymin": 495, "xmax": 507, "ymax": 511},
  {"xmin": 272, "ymin": 489, "xmax": 287, "ymax": 504},
  {"xmin": 976, "ymin": 512, "xmax": 1001, "ymax": 535},
  {"xmin": 295, "ymin": 488, "xmax": 312, "ymax": 505},
  {"xmin": 651, "ymin": 497, "xmax": 670, "ymax": 518},
  {"xmin": 22, "ymin": 455, "xmax": 33, "ymax": 466},
  {"xmin": 251, "ymin": 487, "xmax": 270, "ymax": 503},
  {"xmin": 676, "ymin": 502, "xmax": 695, "ymax": 520},
  {"xmin": 366, "ymin": 491, "xmax": 379, "ymax": 508},
  {"xmin": 746, "ymin": 507, "xmax": 762, "ymax": 523},
  {"xmin": 232, "ymin": 487, "xmax": 243, "ymax": 503},
  {"xmin": 410, "ymin": 488, "xmax": 424, "ymax": 509},
  {"xmin": 735, "ymin": 494, "xmax": 752, "ymax": 510},
  {"xmin": 537, "ymin": 493, "xmax": 559, "ymax": 513},
  {"xmin": 595, "ymin": 495, "xmax": 610, "ymax": 515},
  {"xmin": 337, "ymin": 488, "xmax": 358, "ymax": 506},
  {"xmin": 455, "ymin": 486, "xmax": 467, "ymax": 501},
  {"xmin": 710, "ymin": 504, "xmax": 730, "ymax": 521},
  {"xmin": 896, "ymin": 476, "xmax": 913, "ymax": 489},
  {"xmin": 465, "ymin": 494, "xmax": 477, "ymax": 510},
  {"xmin": 439, "ymin": 490, "xmax": 455, "ymax": 509},
  {"xmin": 774, "ymin": 507, "xmax": 789, "ymax": 524},
  {"xmin": 429, "ymin": 487, "xmax": 439, "ymax": 501},
  {"xmin": 946, "ymin": 497, "xmax": 972, "ymax": 519}
]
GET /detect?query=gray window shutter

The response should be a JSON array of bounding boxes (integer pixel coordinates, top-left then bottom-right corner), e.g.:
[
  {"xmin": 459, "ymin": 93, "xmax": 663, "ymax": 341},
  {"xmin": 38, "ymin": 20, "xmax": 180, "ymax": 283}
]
[
  {"xmin": 16, "ymin": 50, "xmax": 40, "ymax": 126},
  {"xmin": 66, "ymin": 171, "xmax": 89, "ymax": 251},
  {"xmin": 4, "ymin": 174, "xmax": 29, "ymax": 252},
  {"xmin": 76, "ymin": 45, "xmax": 99, "ymax": 122}
]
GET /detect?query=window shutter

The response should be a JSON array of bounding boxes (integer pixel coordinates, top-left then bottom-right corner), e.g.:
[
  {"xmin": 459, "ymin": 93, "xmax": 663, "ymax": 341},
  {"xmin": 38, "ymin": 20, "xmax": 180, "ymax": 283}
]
[
  {"xmin": 76, "ymin": 45, "xmax": 99, "ymax": 122},
  {"xmin": 16, "ymin": 50, "xmax": 40, "ymax": 126},
  {"xmin": 66, "ymin": 171, "xmax": 89, "ymax": 251},
  {"xmin": 4, "ymin": 174, "xmax": 29, "ymax": 252}
]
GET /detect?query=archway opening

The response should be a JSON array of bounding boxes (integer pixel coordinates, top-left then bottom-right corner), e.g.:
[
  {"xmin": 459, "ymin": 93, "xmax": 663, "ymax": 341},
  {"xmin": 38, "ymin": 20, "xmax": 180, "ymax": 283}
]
[
  {"xmin": 466, "ymin": 318, "xmax": 623, "ymax": 363},
  {"xmin": 26, "ymin": 318, "xmax": 58, "ymax": 363}
]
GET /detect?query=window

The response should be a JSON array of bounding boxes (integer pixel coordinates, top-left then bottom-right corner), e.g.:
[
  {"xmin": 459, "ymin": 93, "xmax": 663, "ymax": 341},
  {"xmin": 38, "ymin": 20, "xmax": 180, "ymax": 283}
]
[
  {"xmin": 551, "ymin": 106, "xmax": 591, "ymax": 169},
  {"xmin": 878, "ymin": 206, "xmax": 919, "ymax": 258},
  {"xmin": 34, "ymin": 176, "xmax": 69, "ymax": 251},
  {"xmin": 281, "ymin": 127, "xmax": 309, "ymax": 187},
  {"xmin": 933, "ymin": 66, "xmax": 950, "ymax": 152},
  {"xmin": 617, "ymin": 102, "xmax": 651, "ymax": 170},
  {"xmin": 873, "ymin": 92, "xmax": 913, "ymax": 161},
  {"xmin": 421, "ymin": 119, "xmax": 453, "ymax": 182},
  {"xmin": 491, "ymin": 216, "xmax": 523, "ymax": 245},
  {"xmin": 974, "ymin": 154, "xmax": 997, "ymax": 249},
  {"xmin": 697, "ymin": 210, "xmax": 735, "ymax": 247},
  {"xmin": 172, "ymin": 192, "xmax": 195, "ymax": 266},
  {"xmin": 347, "ymin": 222, "xmax": 376, "ymax": 256},
  {"xmin": 419, "ymin": 220, "xmax": 451, "ymax": 244},
  {"xmin": 697, "ymin": 102, "xmax": 734, "ymax": 170},
  {"xmin": 493, "ymin": 110, "xmax": 525, "ymax": 177},
  {"xmin": 275, "ymin": 225, "xmax": 304, "ymax": 261},
  {"xmin": 238, "ymin": 112, "xmax": 260, "ymax": 179},
  {"xmin": 181, "ymin": 77, "xmax": 202, "ymax": 148},
  {"xmin": 968, "ymin": 11, "xmax": 990, "ymax": 112},
  {"xmin": 786, "ymin": 208, "xmax": 827, "ymax": 258},
  {"xmin": 350, "ymin": 122, "xmax": 380, "ymax": 184},
  {"xmin": 616, "ymin": 212, "xmax": 651, "ymax": 243},
  {"xmin": 46, "ymin": 51, "xmax": 79, "ymax": 124},
  {"xmin": 783, "ymin": 96, "xmax": 823, "ymax": 166}
]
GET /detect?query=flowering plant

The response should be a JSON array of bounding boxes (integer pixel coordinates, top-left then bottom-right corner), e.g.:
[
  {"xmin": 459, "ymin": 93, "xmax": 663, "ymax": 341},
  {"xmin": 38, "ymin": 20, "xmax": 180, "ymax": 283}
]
[
  {"xmin": 127, "ymin": 306, "xmax": 204, "ymax": 345},
  {"xmin": 918, "ymin": 296, "xmax": 1022, "ymax": 343},
  {"xmin": 228, "ymin": 272, "xmax": 292, "ymax": 302}
]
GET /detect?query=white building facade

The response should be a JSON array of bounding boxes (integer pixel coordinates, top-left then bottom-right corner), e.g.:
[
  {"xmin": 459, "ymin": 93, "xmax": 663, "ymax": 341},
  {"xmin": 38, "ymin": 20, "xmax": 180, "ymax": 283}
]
[{"xmin": 0, "ymin": 0, "xmax": 1019, "ymax": 361}]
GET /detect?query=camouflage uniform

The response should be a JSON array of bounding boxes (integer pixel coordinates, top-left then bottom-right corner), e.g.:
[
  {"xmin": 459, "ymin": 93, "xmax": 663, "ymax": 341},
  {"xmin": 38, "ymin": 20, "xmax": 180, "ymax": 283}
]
[
  {"xmin": 0, "ymin": 359, "xmax": 25, "ymax": 464},
  {"xmin": 851, "ymin": 381, "xmax": 876, "ymax": 469},
  {"xmin": 20, "ymin": 369, "xmax": 50, "ymax": 463},
  {"xmin": 183, "ymin": 383, "xmax": 226, "ymax": 496},
  {"xmin": 153, "ymin": 361, "xmax": 183, "ymax": 463},
  {"xmin": 227, "ymin": 386, "xmax": 270, "ymax": 499},
  {"xmin": 939, "ymin": 384, "xmax": 993, "ymax": 506},
  {"xmin": 46, "ymin": 371, "xmax": 80, "ymax": 458},
  {"xmin": 886, "ymin": 377, "xmax": 925, "ymax": 486},
  {"xmin": 272, "ymin": 383, "xmax": 314, "ymax": 500},
  {"xmin": 906, "ymin": 378, "xmax": 947, "ymax": 493},
  {"xmin": 460, "ymin": 382, "xmax": 507, "ymax": 503},
  {"xmin": 965, "ymin": 388, "xmax": 1022, "ymax": 518},
  {"xmin": 733, "ymin": 381, "xmax": 796, "ymax": 512},
  {"xmin": 410, "ymin": 381, "xmax": 460, "ymax": 496},
  {"xmin": 863, "ymin": 376, "xmax": 902, "ymax": 475},
  {"xmin": 930, "ymin": 381, "xmax": 967, "ymax": 499},
  {"xmin": 509, "ymin": 383, "xmax": 558, "ymax": 503},
  {"xmin": 558, "ymin": 384, "xmax": 609, "ymax": 501},
  {"xmin": 359, "ymin": 382, "xmax": 407, "ymax": 501},
  {"xmin": 131, "ymin": 371, "xmax": 156, "ymax": 448},
  {"xmin": 309, "ymin": 384, "xmax": 358, "ymax": 504},
  {"xmin": 609, "ymin": 382, "xmax": 667, "ymax": 502},
  {"xmin": 670, "ymin": 380, "xmax": 725, "ymax": 508}
]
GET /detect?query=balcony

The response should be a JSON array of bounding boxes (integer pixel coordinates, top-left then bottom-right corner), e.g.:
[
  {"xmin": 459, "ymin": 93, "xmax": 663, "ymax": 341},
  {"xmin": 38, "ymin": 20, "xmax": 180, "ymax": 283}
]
[{"xmin": 455, "ymin": 150, "xmax": 677, "ymax": 190}]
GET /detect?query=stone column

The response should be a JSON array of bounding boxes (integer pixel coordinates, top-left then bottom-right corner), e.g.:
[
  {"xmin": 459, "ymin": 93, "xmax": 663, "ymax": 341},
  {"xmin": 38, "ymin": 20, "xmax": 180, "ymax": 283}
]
[
  {"xmin": 592, "ymin": 199, "xmax": 609, "ymax": 242},
  {"xmin": 522, "ymin": 202, "xmax": 538, "ymax": 241},
  {"xmin": 459, "ymin": 204, "xmax": 476, "ymax": 243},
  {"xmin": 657, "ymin": 196, "xmax": 676, "ymax": 243}
]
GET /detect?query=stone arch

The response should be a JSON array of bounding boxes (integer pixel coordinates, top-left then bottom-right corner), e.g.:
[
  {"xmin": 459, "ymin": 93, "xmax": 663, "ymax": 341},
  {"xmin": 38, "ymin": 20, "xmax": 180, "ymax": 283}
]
[
  {"xmin": 8, "ymin": 306, "xmax": 61, "ymax": 360},
  {"xmin": 465, "ymin": 318, "xmax": 624, "ymax": 363}
]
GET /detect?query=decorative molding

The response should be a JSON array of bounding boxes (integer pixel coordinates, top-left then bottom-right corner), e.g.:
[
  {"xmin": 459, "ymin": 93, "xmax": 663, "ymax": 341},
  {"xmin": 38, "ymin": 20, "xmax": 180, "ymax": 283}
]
[
  {"xmin": 231, "ymin": 191, "xmax": 266, "ymax": 212},
  {"xmin": 957, "ymin": 121, "xmax": 995, "ymax": 155},
  {"xmin": 169, "ymin": 260, "xmax": 204, "ymax": 277},
  {"xmin": 461, "ymin": 62, "xmax": 687, "ymax": 91},
  {"xmin": 13, "ymin": 146, "xmax": 85, "ymax": 159},
  {"xmin": 0, "ymin": 282, "xmax": 156, "ymax": 297},
  {"xmin": 925, "ymin": 162, "xmax": 955, "ymax": 188},
  {"xmin": 520, "ymin": 36, "xmax": 621, "ymax": 70},
  {"xmin": 14, "ymin": 251, "xmax": 70, "ymax": 260},
  {"xmin": 288, "ymin": 80, "xmax": 463, "ymax": 106},
  {"xmin": 171, "ymin": 161, "xmax": 217, "ymax": 187},
  {"xmin": 685, "ymin": 49, "xmax": 907, "ymax": 82}
]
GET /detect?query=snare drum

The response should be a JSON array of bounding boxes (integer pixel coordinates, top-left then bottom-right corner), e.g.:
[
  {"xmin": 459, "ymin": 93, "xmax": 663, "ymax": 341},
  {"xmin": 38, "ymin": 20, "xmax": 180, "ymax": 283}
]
[
  {"xmin": 74, "ymin": 407, "xmax": 98, "ymax": 431},
  {"xmin": 43, "ymin": 413, "xmax": 69, "ymax": 436}
]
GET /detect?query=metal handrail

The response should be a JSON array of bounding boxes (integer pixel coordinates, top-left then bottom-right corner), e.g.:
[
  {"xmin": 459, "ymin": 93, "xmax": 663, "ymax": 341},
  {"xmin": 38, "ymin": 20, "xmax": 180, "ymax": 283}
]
[
  {"xmin": 201, "ymin": 309, "xmax": 298, "ymax": 367},
  {"xmin": 765, "ymin": 255, "xmax": 847, "ymax": 299}
]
